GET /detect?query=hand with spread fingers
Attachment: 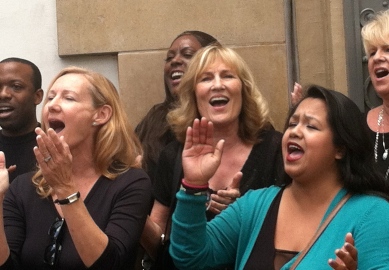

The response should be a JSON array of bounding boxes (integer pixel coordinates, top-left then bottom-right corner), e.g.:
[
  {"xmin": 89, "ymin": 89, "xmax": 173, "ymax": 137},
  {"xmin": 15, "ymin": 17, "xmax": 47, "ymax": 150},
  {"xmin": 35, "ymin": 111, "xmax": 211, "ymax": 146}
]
[
  {"xmin": 328, "ymin": 233, "xmax": 357, "ymax": 270},
  {"xmin": 34, "ymin": 127, "xmax": 73, "ymax": 193},
  {"xmin": 182, "ymin": 117, "xmax": 224, "ymax": 186}
]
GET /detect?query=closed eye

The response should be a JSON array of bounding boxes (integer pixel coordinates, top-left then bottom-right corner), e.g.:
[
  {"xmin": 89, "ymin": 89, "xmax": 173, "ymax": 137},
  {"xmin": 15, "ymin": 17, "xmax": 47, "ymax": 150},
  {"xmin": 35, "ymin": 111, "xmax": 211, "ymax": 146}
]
[
  {"xmin": 199, "ymin": 75, "xmax": 212, "ymax": 82},
  {"xmin": 307, "ymin": 125, "xmax": 318, "ymax": 130},
  {"xmin": 288, "ymin": 122, "xmax": 297, "ymax": 127}
]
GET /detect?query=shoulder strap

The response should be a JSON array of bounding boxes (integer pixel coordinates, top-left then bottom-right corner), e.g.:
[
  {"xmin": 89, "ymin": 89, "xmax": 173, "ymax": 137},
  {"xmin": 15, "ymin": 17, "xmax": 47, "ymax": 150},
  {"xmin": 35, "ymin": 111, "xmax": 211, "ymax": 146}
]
[{"xmin": 290, "ymin": 193, "xmax": 351, "ymax": 269}]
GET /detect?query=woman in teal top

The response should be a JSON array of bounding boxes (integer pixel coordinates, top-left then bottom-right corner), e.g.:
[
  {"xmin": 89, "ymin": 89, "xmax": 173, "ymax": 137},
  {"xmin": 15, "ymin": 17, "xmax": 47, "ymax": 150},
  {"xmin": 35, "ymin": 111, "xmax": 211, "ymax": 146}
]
[{"xmin": 170, "ymin": 83, "xmax": 389, "ymax": 269}]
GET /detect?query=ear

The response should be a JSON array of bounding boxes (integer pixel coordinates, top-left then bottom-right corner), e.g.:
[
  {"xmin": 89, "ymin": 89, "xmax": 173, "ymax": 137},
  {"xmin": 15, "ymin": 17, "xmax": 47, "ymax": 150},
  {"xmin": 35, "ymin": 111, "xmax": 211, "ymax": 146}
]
[
  {"xmin": 93, "ymin": 105, "xmax": 112, "ymax": 126},
  {"xmin": 34, "ymin": 89, "xmax": 44, "ymax": 105},
  {"xmin": 335, "ymin": 146, "xmax": 346, "ymax": 160}
]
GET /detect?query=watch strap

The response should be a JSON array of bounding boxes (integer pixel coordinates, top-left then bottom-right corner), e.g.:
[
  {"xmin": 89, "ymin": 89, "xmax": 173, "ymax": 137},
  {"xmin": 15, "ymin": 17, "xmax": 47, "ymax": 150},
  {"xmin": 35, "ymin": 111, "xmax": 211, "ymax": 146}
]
[{"xmin": 54, "ymin": 191, "xmax": 81, "ymax": 205}]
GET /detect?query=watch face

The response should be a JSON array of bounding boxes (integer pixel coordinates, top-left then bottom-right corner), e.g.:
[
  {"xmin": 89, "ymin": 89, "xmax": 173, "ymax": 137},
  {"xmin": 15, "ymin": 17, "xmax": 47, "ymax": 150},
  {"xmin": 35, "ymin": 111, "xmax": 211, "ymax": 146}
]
[{"xmin": 67, "ymin": 192, "xmax": 80, "ymax": 204}]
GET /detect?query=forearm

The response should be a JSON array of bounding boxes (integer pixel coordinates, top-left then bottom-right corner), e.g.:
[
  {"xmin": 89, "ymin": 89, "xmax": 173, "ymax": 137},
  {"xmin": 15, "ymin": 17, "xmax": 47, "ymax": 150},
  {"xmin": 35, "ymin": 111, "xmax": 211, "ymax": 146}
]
[
  {"xmin": 170, "ymin": 191, "xmax": 209, "ymax": 269},
  {"xmin": 60, "ymin": 200, "xmax": 108, "ymax": 267},
  {"xmin": 0, "ymin": 198, "xmax": 10, "ymax": 266},
  {"xmin": 140, "ymin": 216, "xmax": 163, "ymax": 260}
]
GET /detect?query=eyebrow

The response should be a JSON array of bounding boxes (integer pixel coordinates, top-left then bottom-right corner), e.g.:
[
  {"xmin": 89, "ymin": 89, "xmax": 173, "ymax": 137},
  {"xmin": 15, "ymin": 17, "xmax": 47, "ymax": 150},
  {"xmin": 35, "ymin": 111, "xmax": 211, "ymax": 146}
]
[{"xmin": 290, "ymin": 113, "xmax": 318, "ymax": 122}]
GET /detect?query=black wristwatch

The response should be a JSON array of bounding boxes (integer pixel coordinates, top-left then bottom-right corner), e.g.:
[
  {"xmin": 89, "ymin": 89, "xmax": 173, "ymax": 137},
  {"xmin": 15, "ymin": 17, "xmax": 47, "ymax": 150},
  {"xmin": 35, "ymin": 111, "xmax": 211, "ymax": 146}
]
[{"xmin": 54, "ymin": 191, "xmax": 81, "ymax": 205}]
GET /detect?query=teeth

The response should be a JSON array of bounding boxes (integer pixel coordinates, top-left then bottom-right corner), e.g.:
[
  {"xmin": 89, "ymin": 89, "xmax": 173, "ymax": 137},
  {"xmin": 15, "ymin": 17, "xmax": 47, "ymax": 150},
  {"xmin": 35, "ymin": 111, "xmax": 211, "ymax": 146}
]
[
  {"xmin": 0, "ymin": 107, "xmax": 11, "ymax": 112},
  {"xmin": 171, "ymin": 72, "xmax": 183, "ymax": 80},
  {"xmin": 288, "ymin": 145, "xmax": 301, "ymax": 151},
  {"xmin": 376, "ymin": 68, "xmax": 389, "ymax": 78},
  {"xmin": 210, "ymin": 97, "xmax": 228, "ymax": 102}
]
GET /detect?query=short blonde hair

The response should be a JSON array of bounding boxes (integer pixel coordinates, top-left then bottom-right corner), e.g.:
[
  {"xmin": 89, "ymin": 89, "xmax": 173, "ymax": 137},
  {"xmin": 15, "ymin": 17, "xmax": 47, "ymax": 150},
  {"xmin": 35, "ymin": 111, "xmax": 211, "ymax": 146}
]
[
  {"xmin": 361, "ymin": 9, "xmax": 389, "ymax": 55},
  {"xmin": 167, "ymin": 45, "xmax": 271, "ymax": 143},
  {"xmin": 33, "ymin": 66, "xmax": 142, "ymax": 197}
]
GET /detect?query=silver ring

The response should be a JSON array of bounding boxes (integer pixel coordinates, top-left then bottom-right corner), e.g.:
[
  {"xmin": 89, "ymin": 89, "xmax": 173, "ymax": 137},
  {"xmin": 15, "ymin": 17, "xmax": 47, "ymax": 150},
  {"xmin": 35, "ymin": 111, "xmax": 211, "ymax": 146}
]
[{"xmin": 44, "ymin": 156, "xmax": 52, "ymax": 163}]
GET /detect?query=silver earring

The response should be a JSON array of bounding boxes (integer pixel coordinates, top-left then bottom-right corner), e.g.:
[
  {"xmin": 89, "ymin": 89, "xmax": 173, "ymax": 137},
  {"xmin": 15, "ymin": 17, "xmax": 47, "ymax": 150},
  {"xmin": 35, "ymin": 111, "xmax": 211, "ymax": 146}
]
[{"xmin": 92, "ymin": 122, "xmax": 98, "ymax": 126}]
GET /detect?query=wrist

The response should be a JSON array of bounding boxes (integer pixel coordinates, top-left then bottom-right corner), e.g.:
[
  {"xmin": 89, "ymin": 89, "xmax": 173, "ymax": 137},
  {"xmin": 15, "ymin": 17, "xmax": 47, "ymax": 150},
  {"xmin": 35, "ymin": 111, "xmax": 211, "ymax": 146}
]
[
  {"xmin": 54, "ymin": 191, "xmax": 81, "ymax": 205},
  {"xmin": 181, "ymin": 179, "xmax": 209, "ymax": 190},
  {"xmin": 181, "ymin": 179, "xmax": 210, "ymax": 198}
]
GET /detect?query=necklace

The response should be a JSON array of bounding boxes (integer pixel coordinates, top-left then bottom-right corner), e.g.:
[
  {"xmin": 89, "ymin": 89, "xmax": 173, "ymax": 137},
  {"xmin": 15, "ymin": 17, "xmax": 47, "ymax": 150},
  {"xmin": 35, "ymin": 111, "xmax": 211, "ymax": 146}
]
[{"xmin": 374, "ymin": 107, "xmax": 389, "ymax": 179}]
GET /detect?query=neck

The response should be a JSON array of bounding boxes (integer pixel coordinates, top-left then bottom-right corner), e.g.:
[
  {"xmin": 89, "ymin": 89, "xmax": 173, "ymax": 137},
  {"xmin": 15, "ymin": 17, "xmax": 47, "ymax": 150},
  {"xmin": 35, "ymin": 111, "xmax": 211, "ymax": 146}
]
[
  {"xmin": 288, "ymin": 183, "xmax": 342, "ymax": 212},
  {"xmin": 212, "ymin": 121, "xmax": 243, "ymax": 148},
  {"xmin": 70, "ymin": 143, "xmax": 99, "ymax": 181},
  {"xmin": 2, "ymin": 120, "xmax": 38, "ymax": 137},
  {"xmin": 288, "ymin": 170, "xmax": 343, "ymax": 207}
]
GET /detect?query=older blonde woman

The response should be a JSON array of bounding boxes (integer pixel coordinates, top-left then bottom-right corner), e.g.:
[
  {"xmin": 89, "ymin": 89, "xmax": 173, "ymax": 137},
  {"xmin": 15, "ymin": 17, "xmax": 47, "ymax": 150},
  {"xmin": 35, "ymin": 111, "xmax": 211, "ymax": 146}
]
[
  {"xmin": 142, "ymin": 45, "xmax": 283, "ymax": 269},
  {"xmin": 0, "ymin": 67, "xmax": 151, "ymax": 269},
  {"xmin": 361, "ymin": 10, "xmax": 389, "ymax": 181}
]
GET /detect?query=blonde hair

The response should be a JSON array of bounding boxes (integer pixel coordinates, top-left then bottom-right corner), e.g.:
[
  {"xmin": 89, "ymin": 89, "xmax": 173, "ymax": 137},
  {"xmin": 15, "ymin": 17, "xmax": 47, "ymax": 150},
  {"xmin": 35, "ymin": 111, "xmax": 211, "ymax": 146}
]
[
  {"xmin": 361, "ymin": 9, "xmax": 389, "ymax": 55},
  {"xmin": 167, "ymin": 45, "xmax": 271, "ymax": 143},
  {"xmin": 33, "ymin": 66, "xmax": 142, "ymax": 197}
]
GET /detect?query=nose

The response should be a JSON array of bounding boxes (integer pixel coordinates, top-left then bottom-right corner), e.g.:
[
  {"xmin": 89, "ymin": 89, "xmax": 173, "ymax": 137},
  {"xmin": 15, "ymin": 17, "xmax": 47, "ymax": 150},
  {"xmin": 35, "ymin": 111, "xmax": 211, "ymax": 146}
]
[
  {"xmin": 288, "ymin": 124, "xmax": 302, "ymax": 138},
  {"xmin": 0, "ymin": 86, "xmax": 12, "ymax": 100},
  {"xmin": 170, "ymin": 54, "xmax": 183, "ymax": 66},
  {"xmin": 373, "ymin": 49, "xmax": 386, "ymax": 63},
  {"xmin": 211, "ymin": 76, "xmax": 225, "ymax": 90},
  {"xmin": 47, "ymin": 97, "xmax": 61, "ymax": 112}
]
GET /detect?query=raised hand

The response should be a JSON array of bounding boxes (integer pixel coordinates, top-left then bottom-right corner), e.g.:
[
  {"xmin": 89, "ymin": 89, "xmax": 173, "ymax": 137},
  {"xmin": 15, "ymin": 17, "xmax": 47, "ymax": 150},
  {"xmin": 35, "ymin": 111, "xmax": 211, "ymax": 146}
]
[
  {"xmin": 291, "ymin": 82, "xmax": 303, "ymax": 106},
  {"xmin": 208, "ymin": 171, "xmax": 242, "ymax": 214},
  {"xmin": 182, "ymin": 118, "xmax": 224, "ymax": 186},
  {"xmin": 0, "ymin": 152, "xmax": 9, "ymax": 196},
  {"xmin": 328, "ymin": 233, "xmax": 357, "ymax": 270},
  {"xmin": 33, "ymin": 127, "xmax": 73, "ymax": 192}
]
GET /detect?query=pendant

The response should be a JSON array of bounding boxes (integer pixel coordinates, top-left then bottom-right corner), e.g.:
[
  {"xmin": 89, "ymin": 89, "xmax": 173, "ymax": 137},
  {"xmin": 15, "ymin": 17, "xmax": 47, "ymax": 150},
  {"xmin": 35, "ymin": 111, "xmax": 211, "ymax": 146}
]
[{"xmin": 384, "ymin": 149, "xmax": 388, "ymax": 161}]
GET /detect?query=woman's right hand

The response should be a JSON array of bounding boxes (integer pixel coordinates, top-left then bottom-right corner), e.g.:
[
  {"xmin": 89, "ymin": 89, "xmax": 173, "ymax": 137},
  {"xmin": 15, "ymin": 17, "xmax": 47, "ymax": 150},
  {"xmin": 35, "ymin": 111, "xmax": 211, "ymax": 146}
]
[
  {"xmin": 0, "ymin": 152, "xmax": 9, "ymax": 196},
  {"xmin": 328, "ymin": 233, "xmax": 357, "ymax": 270},
  {"xmin": 182, "ymin": 118, "xmax": 224, "ymax": 186}
]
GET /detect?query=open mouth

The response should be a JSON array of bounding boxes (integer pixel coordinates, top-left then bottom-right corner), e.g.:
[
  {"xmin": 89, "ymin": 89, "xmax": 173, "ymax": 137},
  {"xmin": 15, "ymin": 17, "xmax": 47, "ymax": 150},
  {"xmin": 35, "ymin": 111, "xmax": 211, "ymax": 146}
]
[
  {"xmin": 209, "ymin": 97, "xmax": 229, "ymax": 107},
  {"xmin": 49, "ymin": 120, "xmax": 65, "ymax": 133},
  {"xmin": 287, "ymin": 143, "xmax": 304, "ymax": 159},
  {"xmin": 171, "ymin": 71, "xmax": 184, "ymax": 80},
  {"xmin": 376, "ymin": 68, "xmax": 389, "ymax": 78},
  {"xmin": 0, "ymin": 106, "xmax": 13, "ymax": 115}
]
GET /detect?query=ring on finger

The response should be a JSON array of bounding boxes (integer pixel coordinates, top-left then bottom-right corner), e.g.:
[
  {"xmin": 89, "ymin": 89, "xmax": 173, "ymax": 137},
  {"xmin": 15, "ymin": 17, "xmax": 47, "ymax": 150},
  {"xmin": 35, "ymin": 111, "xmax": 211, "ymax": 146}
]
[{"xmin": 44, "ymin": 156, "xmax": 52, "ymax": 163}]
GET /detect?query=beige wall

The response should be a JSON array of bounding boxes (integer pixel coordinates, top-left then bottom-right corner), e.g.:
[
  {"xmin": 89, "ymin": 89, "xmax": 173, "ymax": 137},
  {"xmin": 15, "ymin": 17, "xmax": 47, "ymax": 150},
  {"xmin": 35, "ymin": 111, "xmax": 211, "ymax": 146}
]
[
  {"xmin": 56, "ymin": 0, "xmax": 348, "ymax": 131},
  {"xmin": 294, "ymin": 0, "xmax": 348, "ymax": 95}
]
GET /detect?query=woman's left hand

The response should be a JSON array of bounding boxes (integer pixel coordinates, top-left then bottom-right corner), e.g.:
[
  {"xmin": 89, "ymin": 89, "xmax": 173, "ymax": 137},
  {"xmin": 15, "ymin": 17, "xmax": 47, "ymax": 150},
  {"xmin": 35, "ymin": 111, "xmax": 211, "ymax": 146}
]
[
  {"xmin": 34, "ymin": 128, "xmax": 74, "ymax": 192},
  {"xmin": 207, "ymin": 172, "xmax": 242, "ymax": 214},
  {"xmin": 328, "ymin": 233, "xmax": 357, "ymax": 270},
  {"xmin": 0, "ymin": 152, "xmax": 9, "ymax": 196}
]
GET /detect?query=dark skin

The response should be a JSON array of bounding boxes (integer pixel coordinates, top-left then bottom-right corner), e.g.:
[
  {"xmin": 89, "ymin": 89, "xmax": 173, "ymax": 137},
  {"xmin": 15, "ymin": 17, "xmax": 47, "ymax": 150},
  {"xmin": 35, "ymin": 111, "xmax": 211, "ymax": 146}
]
[
  {"xmin": 163, "ymin": 35, "xmax": 202, "ymax": 95},
  {"xmin": 0, "ymin": 61, "xmax": 43, "ymax": 172}
]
